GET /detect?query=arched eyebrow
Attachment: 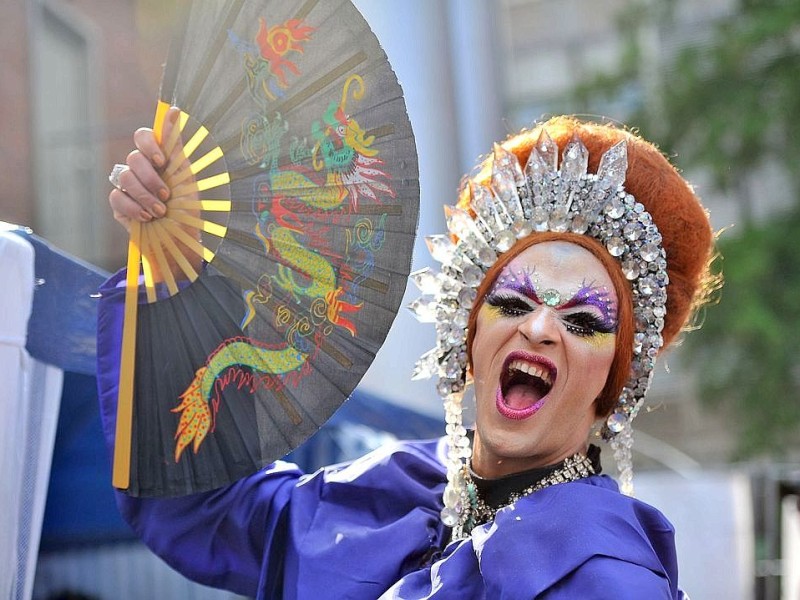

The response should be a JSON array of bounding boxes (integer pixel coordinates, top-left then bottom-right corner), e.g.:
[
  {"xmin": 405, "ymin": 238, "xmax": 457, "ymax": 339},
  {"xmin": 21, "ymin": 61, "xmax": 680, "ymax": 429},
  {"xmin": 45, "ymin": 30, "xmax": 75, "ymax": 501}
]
[
  {"xmin": 489, "ymin": 268, "xmax": 542, "ymax": 303},
  {"xmin": 558, "ymin": 286, "xmax": 618, "ymax": 330},
  {"xmin": 490, "ymin": 269, "xmax": 618, "ymax": 329}
]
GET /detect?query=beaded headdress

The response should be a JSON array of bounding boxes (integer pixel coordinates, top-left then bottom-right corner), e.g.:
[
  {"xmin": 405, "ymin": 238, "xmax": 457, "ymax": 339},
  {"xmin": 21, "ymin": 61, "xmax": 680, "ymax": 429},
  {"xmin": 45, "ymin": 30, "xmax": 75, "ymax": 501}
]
[{"xmin": 409, "ymin": 130, "xmax": 669, "ymax": 527}]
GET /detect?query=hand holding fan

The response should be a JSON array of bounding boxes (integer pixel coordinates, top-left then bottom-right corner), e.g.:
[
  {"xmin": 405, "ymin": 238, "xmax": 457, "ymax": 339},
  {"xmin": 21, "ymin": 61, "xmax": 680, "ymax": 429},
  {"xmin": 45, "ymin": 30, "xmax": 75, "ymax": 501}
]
[{"xmin": 112, "ymin": 0, "xmax": 419, "ymax": 497}]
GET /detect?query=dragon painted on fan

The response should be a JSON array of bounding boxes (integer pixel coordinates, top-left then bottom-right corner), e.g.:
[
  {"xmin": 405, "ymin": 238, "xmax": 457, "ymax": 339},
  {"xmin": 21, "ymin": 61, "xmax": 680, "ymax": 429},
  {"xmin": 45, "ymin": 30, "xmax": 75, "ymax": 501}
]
[
  {"xmin": 171, "ymin": 64, "xmax": 394, "ymax": 462},
  {"xmin": 172, "ymin": 337, "xmax": 308, "ymax": 461}
]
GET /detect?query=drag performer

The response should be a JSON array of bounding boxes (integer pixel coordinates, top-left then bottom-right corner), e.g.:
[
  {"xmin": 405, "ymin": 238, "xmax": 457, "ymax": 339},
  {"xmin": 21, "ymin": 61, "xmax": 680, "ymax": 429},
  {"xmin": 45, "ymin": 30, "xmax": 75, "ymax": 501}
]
[{"xmin": 102, "ymin": 115, "xmax": 715, "ymax": 598}]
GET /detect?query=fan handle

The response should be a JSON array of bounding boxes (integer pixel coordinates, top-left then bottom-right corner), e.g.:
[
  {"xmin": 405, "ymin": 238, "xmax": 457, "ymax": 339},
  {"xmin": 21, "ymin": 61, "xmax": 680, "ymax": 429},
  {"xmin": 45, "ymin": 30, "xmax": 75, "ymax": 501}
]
[{"xmin": 112, "ymin": 101, "xmax": 171, "ymax": 490}]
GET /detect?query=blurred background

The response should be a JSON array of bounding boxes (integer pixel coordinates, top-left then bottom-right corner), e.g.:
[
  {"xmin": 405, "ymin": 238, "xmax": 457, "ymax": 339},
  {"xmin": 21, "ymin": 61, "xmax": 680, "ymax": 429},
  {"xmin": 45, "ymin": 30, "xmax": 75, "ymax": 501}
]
[{"xmin": 2, "ymin": 0, "xmax": 799, "ymax": 598}]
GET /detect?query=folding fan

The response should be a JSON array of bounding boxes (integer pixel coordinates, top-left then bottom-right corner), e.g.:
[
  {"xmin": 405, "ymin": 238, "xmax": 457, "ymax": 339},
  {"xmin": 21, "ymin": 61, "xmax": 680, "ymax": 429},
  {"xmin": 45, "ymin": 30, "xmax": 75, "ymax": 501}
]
[{"xmin": 113, "ymin": 0, "xmax": 419, "ymax": 496}]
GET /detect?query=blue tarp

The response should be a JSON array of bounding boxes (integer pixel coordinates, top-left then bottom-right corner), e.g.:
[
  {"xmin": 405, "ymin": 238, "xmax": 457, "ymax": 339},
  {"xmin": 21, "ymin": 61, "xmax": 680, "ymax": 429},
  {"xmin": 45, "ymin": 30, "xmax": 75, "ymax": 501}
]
[{"xmin": 14, "ymin": 228, "xmax": 109, "ymax": 376}]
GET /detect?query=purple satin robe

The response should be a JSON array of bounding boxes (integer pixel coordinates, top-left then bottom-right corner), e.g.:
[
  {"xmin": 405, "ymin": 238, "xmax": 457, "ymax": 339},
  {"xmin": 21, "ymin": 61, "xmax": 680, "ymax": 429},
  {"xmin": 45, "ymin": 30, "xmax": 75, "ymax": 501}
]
[{"xmin": 97, "ymin": 273, "xmax": 684, "ymax": 599}]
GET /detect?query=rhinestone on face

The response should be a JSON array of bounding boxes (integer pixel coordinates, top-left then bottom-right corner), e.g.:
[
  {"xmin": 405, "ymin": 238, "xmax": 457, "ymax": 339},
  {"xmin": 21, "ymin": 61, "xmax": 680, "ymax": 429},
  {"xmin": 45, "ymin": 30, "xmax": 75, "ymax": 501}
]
[{"xmin": 540, "ymin": 288, "xmax": 561, "ymax": 307}]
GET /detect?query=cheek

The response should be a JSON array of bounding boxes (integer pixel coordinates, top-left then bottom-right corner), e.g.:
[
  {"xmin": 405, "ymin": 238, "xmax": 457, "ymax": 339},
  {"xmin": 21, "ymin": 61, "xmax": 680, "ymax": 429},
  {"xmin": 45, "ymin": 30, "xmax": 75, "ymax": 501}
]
[
  {"xmin": 580, "ymin": 332, "xmax": 616, "ymax": 351},
  {"xmin": 576, "ymin": 333, "xmax": 617, "ymax": 382},
  {"xmin": 471, "ymin": 305, "xmax": 507, "ymax": 378},
  {"xmin": 478, "ymin": 303, "xmax": 503, "ymax": 325}
]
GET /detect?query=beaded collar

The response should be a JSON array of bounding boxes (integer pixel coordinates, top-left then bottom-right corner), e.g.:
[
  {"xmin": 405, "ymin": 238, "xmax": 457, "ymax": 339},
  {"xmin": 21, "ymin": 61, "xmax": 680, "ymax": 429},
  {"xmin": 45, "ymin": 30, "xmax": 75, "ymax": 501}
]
[{"xmin": 448, "ymin": 445, "xmax": 600, "ymax": 540}]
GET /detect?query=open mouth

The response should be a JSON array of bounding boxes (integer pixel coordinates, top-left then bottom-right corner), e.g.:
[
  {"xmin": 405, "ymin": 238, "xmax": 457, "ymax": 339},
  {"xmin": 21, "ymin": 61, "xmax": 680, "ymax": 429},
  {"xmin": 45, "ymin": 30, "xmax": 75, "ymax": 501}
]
[{"xmin": 496, "ymin": 352, "xmax": 557, "ymax": 420}]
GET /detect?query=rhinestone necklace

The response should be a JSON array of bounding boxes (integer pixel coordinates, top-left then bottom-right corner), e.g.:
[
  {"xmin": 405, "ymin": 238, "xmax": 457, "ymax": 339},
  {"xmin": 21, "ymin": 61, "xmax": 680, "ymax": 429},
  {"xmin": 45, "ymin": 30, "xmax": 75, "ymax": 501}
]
[{"xmin": 453, "ymin": 452, "xmax": 596, "ymax": 540}]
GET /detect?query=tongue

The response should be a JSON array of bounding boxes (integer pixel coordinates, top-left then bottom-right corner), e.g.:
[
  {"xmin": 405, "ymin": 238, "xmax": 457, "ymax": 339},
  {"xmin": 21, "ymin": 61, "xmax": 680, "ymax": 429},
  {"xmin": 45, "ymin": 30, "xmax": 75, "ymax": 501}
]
[{"xmin": 504, "ymin": 383, "xmax": 544, "ymax": 409}]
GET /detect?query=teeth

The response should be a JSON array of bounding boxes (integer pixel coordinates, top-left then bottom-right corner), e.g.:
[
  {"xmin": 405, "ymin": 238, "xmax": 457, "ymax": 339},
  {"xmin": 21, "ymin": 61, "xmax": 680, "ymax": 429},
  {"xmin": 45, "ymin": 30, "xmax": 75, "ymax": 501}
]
[{"xmin": 507, "ymin": 359, "xmax": 552, "ymax": 385}]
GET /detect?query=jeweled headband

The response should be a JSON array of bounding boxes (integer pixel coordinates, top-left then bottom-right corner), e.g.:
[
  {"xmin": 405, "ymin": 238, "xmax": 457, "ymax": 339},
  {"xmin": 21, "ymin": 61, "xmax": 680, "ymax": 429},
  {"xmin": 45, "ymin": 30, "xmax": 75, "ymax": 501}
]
[{"xmin": 409, "ymin": 130, "xmax": 668, "ymax": 508}]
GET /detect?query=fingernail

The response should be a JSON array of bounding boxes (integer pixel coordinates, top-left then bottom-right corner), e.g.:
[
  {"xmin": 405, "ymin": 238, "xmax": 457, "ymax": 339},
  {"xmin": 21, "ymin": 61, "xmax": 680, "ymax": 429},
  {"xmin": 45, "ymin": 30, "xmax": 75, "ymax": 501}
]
[
  {"xmin": 139, "ymin": 210, "xmax": 153, "ymax": 222},
  {"xmin": 158, "ymin": 188, "xmax": 170, "ymax": 201},
  {"xmin": 153, "ymin": 153, "xmax": 165, "ymax": 167},
  {"xmin": 152, "ymin": 203, "xmax": 167, "ymax": 217}
]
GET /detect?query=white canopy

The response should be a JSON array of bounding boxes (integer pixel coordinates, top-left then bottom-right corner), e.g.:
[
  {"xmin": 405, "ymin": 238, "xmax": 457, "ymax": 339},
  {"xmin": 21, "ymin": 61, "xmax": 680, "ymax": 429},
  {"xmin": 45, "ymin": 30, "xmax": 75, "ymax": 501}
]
[{"xmin": 0, "ymin": 225, "xmax": 63, "ymax": 600}]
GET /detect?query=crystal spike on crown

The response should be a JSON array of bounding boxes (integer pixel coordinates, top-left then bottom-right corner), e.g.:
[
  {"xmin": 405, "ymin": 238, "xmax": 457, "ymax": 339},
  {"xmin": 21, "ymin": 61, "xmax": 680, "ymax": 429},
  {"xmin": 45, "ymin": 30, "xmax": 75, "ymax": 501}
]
[{"xmin": 409, "ymin": 131, "xmax": 669, "ymax": 511}]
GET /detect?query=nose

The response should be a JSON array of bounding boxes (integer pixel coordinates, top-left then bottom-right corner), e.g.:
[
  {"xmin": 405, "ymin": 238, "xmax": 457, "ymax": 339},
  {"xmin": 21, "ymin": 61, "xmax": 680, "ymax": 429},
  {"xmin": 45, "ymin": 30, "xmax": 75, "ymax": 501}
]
[{"xmin": 517, "ymin": 307, "xmax": 559, "ymax": 346}]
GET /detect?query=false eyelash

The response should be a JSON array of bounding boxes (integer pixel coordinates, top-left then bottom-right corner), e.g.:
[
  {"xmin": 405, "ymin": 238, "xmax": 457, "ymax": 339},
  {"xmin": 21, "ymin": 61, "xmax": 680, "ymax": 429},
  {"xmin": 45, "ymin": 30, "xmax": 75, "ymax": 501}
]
[
  {"xmin": 485, "ymin": 293, "xmax": 532, "ymax": 317},
  {"xmin": 562, "ymin": 312, "xmax": 616, "ymax": 336}
]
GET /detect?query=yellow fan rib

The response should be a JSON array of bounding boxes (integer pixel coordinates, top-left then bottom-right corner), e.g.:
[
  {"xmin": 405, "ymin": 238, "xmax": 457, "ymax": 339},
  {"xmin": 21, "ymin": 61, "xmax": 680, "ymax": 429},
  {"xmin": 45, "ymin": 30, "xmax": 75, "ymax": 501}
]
[
  {"xmin": 171, "ymin": 172, "xmax": 231, "ymax": 197},
  {"xmin": 150, "ymin": 219, "xmax": 201, "ymax": 282},
  {"xmin": 167, "ymin": 165, "xmax": 196, "ymax": 189},
  {"xmin": 168, "ymin": 199, "xmax": 231, "ymax": 212},
  {"xmin": 182, "ymin": 125, "xmax": 209, "ymax": 159},
  {"xmin": 161, "ymin": 111, "xmax": 188, "ymax": 165},
  {"xmin": 196, "ymin": 172, "xmax": 231, "ymax": 192},
  {"xmin": 140, "ymin": 226, "xmax": 158, "ymax": 303},
  {"xmin": 160, "ymin": 218, "xmax": 216, "ymax": 263},
  {"xmin": 166, "ymin": 145, "xmax": 224, "ymax": 189},
  {"xmin": 147, "ymin": 225, "xmax": 180, "ymax": 296},
  {"xmin": 168, "ymin": 211, "xmax": 228, "ymax": 239},
  {"xmin": 190, "ymin": 146, "xmax": 224, "ymax": 175}
]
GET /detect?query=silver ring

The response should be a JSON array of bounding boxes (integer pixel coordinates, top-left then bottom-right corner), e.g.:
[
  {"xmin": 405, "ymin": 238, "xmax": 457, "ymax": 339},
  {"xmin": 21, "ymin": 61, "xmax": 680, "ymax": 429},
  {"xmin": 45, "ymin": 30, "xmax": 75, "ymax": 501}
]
[{"xmin": 108, "ymin": 163, "xmax": 129, "ymax": 191}]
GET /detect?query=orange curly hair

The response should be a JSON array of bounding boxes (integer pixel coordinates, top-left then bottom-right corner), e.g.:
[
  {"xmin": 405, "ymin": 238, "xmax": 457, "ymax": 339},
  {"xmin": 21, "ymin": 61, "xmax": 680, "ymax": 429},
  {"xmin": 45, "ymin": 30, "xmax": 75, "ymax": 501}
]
[{"xmin": 461, "ymin": 116, "xmax": 716, "ymax": 418}]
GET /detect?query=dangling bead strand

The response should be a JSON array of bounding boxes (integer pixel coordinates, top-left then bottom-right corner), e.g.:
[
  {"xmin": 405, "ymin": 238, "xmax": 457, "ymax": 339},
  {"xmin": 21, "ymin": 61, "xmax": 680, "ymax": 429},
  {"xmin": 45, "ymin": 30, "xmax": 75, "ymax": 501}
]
[
  {"xmin": 440, "ymin": 390, "xmax": 470, "ymax": 533},
  {"xmin": 611, "ymin": 420, "xmax": 635, "ymax": 496}
]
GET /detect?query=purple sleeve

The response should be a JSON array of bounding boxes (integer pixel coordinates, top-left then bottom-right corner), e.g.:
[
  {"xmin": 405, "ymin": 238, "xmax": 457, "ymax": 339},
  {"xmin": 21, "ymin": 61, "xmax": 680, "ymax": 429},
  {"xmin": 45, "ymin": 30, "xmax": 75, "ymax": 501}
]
[
  {"xmin": 96, "ymin": 271, "xmax": 302, "ymax": 596},
  {"xmin": 540, "ymin": 556, "xmax": 674, "ymax": 599}
]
